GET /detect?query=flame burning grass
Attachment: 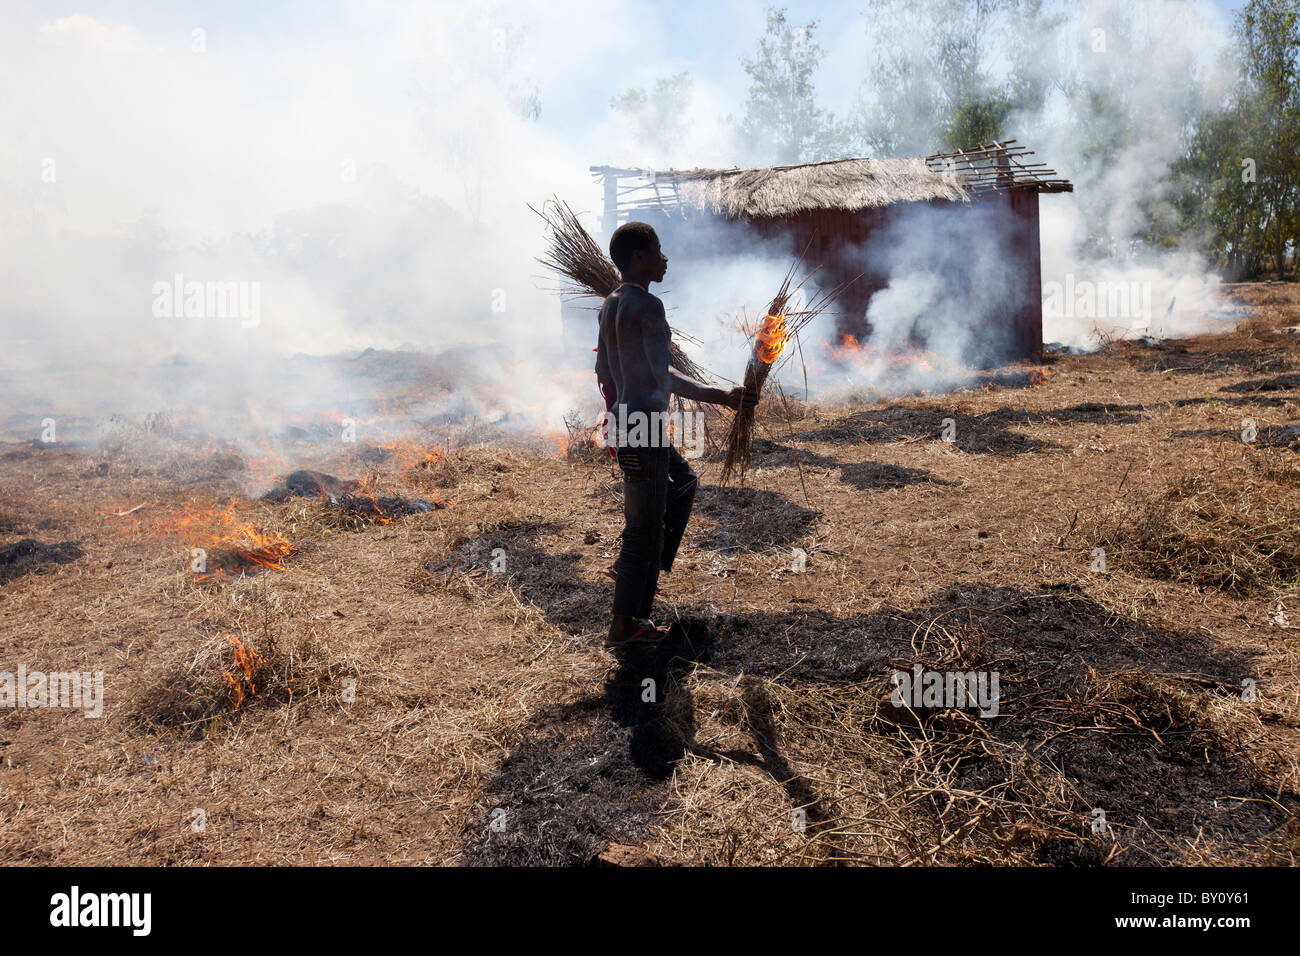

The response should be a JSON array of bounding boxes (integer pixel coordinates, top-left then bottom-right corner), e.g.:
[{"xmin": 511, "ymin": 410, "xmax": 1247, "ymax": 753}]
[
  {"xmin": 822, "ymin": 333, "xmax": 1052, "ymax": 393},
  {"xmin": 262, "ymin": 468, "xmax": 450, "ymax": 527},
  {"xmin": 1023, "ymin": 365, "xmax": 1052, "ymax": 387},
  {"xmin": 155, "ymin": 500, "xmax": 296, "ymax": 579},
  {"xmin": 222, "ymin": 633, "xmax": 266, "ymax": 710},
  {"xmin": 198, "ymin": 532, "xmax": 296, "ymax": 579},
  {"xmin": 129, "ymin": 623, "xmax": 354, "ymax": 733},
  {"xmin": 130, "ymin": 437, "xmax": 461, "ymax": 578},
  {"xmin": 119, "ymin": 450, "xmax": 458, "ymax": 581},
  {"xmin": 826, "ymin": 333, "xmax": 936, "ymax": 373}
]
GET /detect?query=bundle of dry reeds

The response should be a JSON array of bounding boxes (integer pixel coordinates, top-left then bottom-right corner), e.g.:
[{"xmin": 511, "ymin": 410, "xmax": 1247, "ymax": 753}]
[
  {"xmin": 719, "ymin": 260, "xmax": 857, "ymax": 486},
  {"xmin": 532, "ymin": 198, "xmax": 711, "ymax": 382}
]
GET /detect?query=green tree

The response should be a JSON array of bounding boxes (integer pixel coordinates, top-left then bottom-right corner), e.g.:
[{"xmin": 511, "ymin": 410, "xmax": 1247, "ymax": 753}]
[
  {"xmin": 855, "ymin": 0, "xmax": 1060, "ymax": 156},
  {"xmin": 739, "ymin": 8, "xmax": 849, "ymax": 164},
  {"xmin": 1176, "ymin": 0, "xmax": 1299, "ymax": 278},
  {"xmin": 1238, "ymin": 0, "xmax": 1300, "ymax": 278},
  {"xmin": 609, "ymin": 73, "xmax": 695, "ymax": 164},
  {"xmin": 1177, "ymin": 78, "xmax": 1270, "ymax": 277}
]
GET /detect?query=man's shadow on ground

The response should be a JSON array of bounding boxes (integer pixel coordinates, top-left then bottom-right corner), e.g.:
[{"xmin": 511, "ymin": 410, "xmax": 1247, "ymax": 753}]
[{"xmin": 449, "ymin": 484, "xmax": 1287, "ymax": 866}]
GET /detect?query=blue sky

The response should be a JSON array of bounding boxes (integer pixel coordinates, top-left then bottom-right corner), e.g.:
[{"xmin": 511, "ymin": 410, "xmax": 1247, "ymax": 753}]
[{"xmin": 6, "ymin": 0, "xmax": 1250, "ymax": 146}]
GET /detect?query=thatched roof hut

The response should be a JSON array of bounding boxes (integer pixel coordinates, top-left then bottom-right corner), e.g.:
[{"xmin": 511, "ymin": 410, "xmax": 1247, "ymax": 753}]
[
  {"xmin": 582, "ymin": 144, "xmax": 1071, "ymax": 362},
  {"xmin": 659, "ymin": 157, "xmax": 969, "ymax": 220}
]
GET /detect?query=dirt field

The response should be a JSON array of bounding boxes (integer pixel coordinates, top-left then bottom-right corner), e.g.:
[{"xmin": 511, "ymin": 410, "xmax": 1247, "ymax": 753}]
[{"xmin": 3, "ymin": 282, "xmax": 1300, "ymax": 866}]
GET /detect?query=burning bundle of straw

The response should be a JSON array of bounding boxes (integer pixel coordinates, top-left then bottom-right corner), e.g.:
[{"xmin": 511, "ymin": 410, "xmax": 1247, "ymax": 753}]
[
  {"xmin": 719, "ymin": 260, "xmax": 856, "ymax": 486},
  {"xmin": 532, "ymin": 198, "xmax": 711, "ymax": 382}
]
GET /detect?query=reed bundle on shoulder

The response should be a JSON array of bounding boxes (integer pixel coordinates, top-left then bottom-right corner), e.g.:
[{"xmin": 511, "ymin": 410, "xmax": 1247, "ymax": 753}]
[{"xmin": 532, "ymin": 198, "xmax": 711, "ymax": 383}]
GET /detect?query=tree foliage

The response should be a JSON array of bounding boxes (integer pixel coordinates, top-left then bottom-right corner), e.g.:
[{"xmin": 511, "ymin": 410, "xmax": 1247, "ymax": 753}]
[
  {"xmin": 610, "ymin": 73, "xmax": 696, "ymax": 163},
  {"xmin": 739, "ymin": 8, "xmax": 849, "ymax": 164},
  {"xmin": 856, "ymin": 0, "xmax": 1060, "ymax": 157},
  {"xmin": 1176, "ymin": 0, "xmax": 1299, "ymax": 278}
]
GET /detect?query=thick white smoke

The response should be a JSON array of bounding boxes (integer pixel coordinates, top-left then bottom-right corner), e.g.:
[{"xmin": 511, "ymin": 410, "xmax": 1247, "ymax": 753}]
[
  {"xmin": 821, "ymin": 0, "xmax": 1243, "ymax": 368},
  {"xmin": 0, "ymin": 2, "xmax": 648, "ymax": 450},
  {"xmin": 0, "ymin": 0, "xmax": 1252, "ymax": 458},
  {"xmin": 1016, "ymin": 0, "xmax": 1239, "ymax": 346}
]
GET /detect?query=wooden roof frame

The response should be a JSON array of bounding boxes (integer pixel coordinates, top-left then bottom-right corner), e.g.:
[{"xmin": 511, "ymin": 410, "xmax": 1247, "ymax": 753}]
[{"xmin": 924, "ymin": 140, "xmax": 1073, "ymax": 193}]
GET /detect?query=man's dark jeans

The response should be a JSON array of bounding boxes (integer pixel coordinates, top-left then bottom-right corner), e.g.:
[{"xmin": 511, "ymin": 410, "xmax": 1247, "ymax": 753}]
[{"xmin": 613, "ymin": 445, "xmax": 698, "ymax": 619}]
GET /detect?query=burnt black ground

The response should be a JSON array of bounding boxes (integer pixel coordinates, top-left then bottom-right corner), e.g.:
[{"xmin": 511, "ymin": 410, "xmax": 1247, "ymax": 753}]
[
  {"xmin": 1136, "ymin": 346, "xmax": 1292, "ymax": 375},
  {"xmin": 459, "ymin": 720, "xmax": 670, "ymax": 866},
  {"xmin": 741, "ymin": 437, "xmax": 840, "ymax": 470},
  {"xmin": 785, "ymin": 404, "xmax": 1116, "ymax": 455},
  {"xmin": 1172, "ymin": 423, "xmax": 1298, "ymax": 442},
  {"xmin": 460, "ymin": 624, "xmax": 707, "ymax": 866},
  {"xmin": 0, "ymin": 538, "xmax": 83, "ymax": 585},
  {"xmin": 837, "ymin": 461, "xmax": 957, "ymax": 490},
  {"xmin": 1259, "ymin": 424, "xmax": 1300, "ymax": 447},
  {"xmin": 710, "ymin": 439, "xmax": 955, "ymax": 490},
  {"xmin": 692, "ymin": 485, "xmax": 818, "ymax": 553},
  {"xmin": 1222, "ymin": 373, "xmax": 1300, "ymax": 393},
  {"xmin": 263, "ymin": 467, "xmax": 444, "ymax": 521}
]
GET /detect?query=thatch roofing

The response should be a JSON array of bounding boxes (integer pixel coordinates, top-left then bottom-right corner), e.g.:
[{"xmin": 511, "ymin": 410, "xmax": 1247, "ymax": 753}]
[{"xmin": 654, "ymin": 157, "xmax": 970, "ymax": 220}]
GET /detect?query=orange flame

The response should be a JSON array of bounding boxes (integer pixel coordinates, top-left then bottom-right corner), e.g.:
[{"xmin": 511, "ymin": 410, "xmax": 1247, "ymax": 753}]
[
  {"xmin": 1024, "ymin": 365, "xmax": 1051, "ymax": 386},
  {"xmin": 756, "ymin": 312, "xmax": 790, "ymax": 364},
  {"xmin": 158, "ymin": 501, "xmax": 295, "ymax": 578},
  {"xmin": 214, "ymin": 528, "xmax": 295, "ymax": 574},
  {"xmin": 222, "ymin": 633, "xmax": 266, "ymax": 710},
  {"xmin": 354, "ymin": 474, "xmax": 393, "ymax": 524},
  {"xmin": 544, "ymin": 429, "xmax": 571, "ymax": 458},
  {"xmin": 826, "ymin": 333, "xmax": 936, "ymax": 372}
]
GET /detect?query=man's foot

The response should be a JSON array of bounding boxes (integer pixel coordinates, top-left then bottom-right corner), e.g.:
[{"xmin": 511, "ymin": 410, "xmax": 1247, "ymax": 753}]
[{"xmin": 604, "ymin": 616, "xmax": 668, "ymax": 650}]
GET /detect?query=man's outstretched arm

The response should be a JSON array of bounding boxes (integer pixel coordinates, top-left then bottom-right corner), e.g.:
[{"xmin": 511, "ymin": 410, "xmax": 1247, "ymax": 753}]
[{"xmin": 669, "ymin": 366, "xmax": 753, "ymax": 409}]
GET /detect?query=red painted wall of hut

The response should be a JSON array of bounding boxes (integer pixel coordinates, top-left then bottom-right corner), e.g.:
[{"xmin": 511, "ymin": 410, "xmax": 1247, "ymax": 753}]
[{"xmin": 742, "ymin": 191, "xmax": 1044, "ymax": 363}]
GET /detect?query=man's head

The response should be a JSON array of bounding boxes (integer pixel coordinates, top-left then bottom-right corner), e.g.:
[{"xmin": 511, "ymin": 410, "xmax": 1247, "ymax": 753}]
[{"xmin": 609, "ymin": 221, "xmax": 668, "ymax": 284}]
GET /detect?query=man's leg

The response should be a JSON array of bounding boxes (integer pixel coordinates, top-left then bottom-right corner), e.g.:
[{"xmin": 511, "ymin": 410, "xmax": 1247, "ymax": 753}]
[
  {"xmin": 613, "ymin": 447, "xmax": 669, "ymax": 624},
  {"xmin": 660, "ymin": 446, "xmax": 698, "ymax": 574}
]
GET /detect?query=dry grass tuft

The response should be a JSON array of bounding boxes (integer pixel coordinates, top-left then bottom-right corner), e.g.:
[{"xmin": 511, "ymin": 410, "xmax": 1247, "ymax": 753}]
[
  {"xmin": 1092, "ymin": 462, "xmax": 1300, "ymax": 594},
  {"xmin": 130, "ymin": 584, "xmax": 356, "ymax": 734}
]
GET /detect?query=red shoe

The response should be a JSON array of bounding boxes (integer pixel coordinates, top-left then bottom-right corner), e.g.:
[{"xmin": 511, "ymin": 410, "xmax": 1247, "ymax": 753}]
[{"xmin": 604, "ymin": 617, "xmax": 668, "ymax": 650}]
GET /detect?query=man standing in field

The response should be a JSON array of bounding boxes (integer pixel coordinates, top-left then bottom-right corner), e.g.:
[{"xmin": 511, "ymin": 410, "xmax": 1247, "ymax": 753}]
[{"xmin": 595, "ymin": 221, "xmax": 756, "ymax": 650}]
